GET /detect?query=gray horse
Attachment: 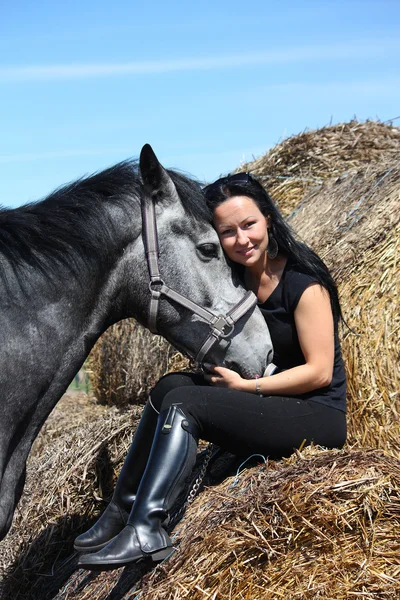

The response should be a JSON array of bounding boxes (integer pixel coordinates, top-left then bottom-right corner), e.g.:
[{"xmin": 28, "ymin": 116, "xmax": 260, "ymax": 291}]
[{"xmin": 0, "ymin": 144, "xmax": 272, "ymax": 541}]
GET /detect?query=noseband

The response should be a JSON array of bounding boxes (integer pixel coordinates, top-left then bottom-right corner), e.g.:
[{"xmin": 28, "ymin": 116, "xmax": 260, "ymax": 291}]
[{"xmin": 142, "ymin": 197, "xmax": 258, "ymax": 366}]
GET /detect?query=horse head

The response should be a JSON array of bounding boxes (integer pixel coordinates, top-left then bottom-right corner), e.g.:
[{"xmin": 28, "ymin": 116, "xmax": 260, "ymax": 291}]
[{"xmin": 121, "ymin": 144, "xmax": 273, "ymax": 378}]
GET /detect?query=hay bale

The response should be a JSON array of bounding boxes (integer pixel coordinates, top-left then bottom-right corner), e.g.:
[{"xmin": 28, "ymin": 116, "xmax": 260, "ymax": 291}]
[
  {"xmin": 140, "ymin": 449, "xmax": 400, "ymax": 599},
  {"xmin": 3, "ymin": 435, "xmax": 399, "ymax": 599},
  {"xmin": 288, "ymin": 160, "xmax": 400, "ymax": 454},
  {"xmin": 87, "ymin": 319, "xmax": 188, "ymax": 406},
  {"xmin": 239, "ymin": 119, "xmax": 400, "ymax": 216}
]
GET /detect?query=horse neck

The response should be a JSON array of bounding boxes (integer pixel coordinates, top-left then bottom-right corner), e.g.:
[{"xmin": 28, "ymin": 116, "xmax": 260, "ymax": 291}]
[
  {"xmin": 45, "ymin": 198, "xmax": 143, "ymax": 332},
  {"xmin": 2, "ymin": 195, "xmax": 143, "ymax": 364}
]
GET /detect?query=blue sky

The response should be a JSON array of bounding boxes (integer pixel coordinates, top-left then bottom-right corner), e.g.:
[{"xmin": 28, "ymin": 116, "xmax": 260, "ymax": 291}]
[{"xmin": 1, "ymin": 0, "xmax": 399, "ymax": 208}]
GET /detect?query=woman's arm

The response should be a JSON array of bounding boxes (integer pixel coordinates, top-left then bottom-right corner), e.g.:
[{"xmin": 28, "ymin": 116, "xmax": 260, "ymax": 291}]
[{"xmin": 205, "ymin": 283, "xmax": 335, "ymax": 396}]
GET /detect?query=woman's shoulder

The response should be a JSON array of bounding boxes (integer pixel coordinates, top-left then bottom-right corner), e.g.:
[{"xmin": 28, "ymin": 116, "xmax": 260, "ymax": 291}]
[
  {"xmin": 284, "ymin": 257, "xmax": 319, "ymax": 283},
  {"xmin": 282, "ymin": 257, "xmax": 321, "ymax": 311}
]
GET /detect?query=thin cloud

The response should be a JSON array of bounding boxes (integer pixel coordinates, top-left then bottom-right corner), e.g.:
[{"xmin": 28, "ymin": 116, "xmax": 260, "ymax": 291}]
[
  {"xmin": 0, "ymin": 147, "xmax": 134, "ymax": 163},
  {"xmin": 265, "ymin": 79, "xmax": 400, "ymax": 96},
  {"xmin": 0, "ymin": 40, "xmax": 399, "ymax": 83}
]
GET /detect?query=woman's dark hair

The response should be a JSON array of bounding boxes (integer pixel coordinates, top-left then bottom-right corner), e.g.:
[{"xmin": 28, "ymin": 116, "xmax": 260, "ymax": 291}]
[{"xmin": 203, "ymin": 173, "xmax": 342, "ymax": 321}]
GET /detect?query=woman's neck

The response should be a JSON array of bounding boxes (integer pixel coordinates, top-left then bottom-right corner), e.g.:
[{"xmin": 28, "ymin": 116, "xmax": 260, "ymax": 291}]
[
  {"xmin": 247, "ymin": 254, "xmax": 285, "ymax": 279},
  {"xmin": 244, "ymin": 254, "xmax": 287, "ymax": 302}
]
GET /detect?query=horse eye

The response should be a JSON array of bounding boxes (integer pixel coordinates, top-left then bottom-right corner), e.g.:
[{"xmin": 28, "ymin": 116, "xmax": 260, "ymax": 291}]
[{"xmin": 197, "ymin": 243, "xmax": 219, "ymax": 259}]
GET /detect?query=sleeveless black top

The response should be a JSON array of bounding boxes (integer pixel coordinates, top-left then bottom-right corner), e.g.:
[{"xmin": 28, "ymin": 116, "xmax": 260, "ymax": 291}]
[{"xmin": 257, "ymin": 259, "xmax": 347, "ymax": 413}]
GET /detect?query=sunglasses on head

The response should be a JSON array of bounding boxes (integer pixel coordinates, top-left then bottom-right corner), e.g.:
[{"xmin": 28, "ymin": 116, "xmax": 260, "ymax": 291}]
[{"xmin": 203, "ymin": 172, "xmax": 253, "ymax": 195}]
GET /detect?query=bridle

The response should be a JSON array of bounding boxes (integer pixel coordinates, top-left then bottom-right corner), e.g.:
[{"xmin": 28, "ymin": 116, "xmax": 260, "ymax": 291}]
[{"xmin": 142, "ymin": 196, "xmax": 258, "ymax": 366}]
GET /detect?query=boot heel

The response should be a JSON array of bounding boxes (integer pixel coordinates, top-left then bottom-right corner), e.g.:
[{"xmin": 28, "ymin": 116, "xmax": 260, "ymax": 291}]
[{"xmin": 151, "ymin": 547, "xmax": 173, "ymax": 562}]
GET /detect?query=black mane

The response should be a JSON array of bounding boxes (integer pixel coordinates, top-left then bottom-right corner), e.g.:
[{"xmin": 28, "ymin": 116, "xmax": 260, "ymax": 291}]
[{"xmin": 0, "ymin": 159, "xmax": 208, "ymax": 291}]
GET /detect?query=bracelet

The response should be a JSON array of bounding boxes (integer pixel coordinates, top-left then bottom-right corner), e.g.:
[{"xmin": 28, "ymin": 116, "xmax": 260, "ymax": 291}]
[{"xmin": 255, "ymin": 376, "xmax": 262, "ymax": 396}]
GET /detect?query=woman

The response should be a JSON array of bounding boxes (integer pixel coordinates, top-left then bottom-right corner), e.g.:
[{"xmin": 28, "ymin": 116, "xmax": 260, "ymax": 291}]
[{"xmin": 76, "ymin": 172, "xmax": 346, "ymax": 570}]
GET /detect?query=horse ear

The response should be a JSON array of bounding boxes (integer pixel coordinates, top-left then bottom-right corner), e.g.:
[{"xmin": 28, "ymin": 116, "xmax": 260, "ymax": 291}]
[{"xmin": 139, "ymin": 144, "xmax": 177, "ymax": 202}]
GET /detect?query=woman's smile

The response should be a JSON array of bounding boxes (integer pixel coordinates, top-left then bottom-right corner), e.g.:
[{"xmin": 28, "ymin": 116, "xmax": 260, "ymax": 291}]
[
  {"xmin": 237, "ymin": 245, "xmax": 256, "ymax": 256},
  {"xmin": 212, "ymin": 195, "xmax": 270, "ymax": 270}
]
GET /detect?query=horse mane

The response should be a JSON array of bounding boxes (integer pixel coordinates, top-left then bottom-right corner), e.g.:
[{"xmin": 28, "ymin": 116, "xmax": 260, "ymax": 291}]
[{"xmin": 0, "ymin": 159, "xmax": 209, "ymax": 291}]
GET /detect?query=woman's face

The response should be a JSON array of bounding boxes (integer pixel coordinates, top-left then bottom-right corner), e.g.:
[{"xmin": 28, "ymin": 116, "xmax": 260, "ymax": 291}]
[{"xmin": 213, "ymin": 196, "xmax": 270, "ymax": 268}]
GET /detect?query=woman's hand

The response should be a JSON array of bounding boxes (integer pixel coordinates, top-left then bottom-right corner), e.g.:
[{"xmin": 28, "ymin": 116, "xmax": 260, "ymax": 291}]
[{"xmin": 203, "ymin": 363, "xmax": 245, "ymax": 390}]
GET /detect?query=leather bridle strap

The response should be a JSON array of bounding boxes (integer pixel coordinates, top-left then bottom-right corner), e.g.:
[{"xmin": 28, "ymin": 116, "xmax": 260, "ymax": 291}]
[
  {"xmin": 193, "ymin": 290, "xmax": 258, "ymax": 364},
  {"xmin": 142, "ymin": 197, "xmax": 258, "ymax": 365}
]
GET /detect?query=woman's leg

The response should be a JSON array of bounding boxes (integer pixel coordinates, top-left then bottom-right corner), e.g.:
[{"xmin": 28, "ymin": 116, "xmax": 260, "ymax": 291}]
[
  {"xmin": 78, "ymin": 384, "xmax": 345, "ymax": 569},
  {"xmin": 158, "ymin": 386, "xmax": 347, "ymax": 458},
  {"xmin": 149, "ymin": 371, "xmax": 209, "ymax": 413},
  {"xmin": 74, "ymin": 400, "xmax": 159, "ymax": 551},
  {"xmin": 74, "ymin": 372, "xmax": 207, "ymax": 552},
  {"xmin": 78, "ymin": 404, "xmax": 198, "ymax": 569}
]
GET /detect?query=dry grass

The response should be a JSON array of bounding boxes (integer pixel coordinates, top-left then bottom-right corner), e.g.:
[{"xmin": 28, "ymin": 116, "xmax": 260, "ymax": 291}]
[
  {"xmin": 0, "ymin": 394, "xmax": 209, "ymax": 600},
  {"xmin": 288, "ymin": 160, "xmax": 400, "ymax": 455},
  {"xmin": 139, "ymin": 448, "xmax": 400, "ymax": 600},
  {"xmin": 36, "ymin": 448, "xmax": 400, "ymax": 600},
  {"xmin": 339, "ymin": 227, "xmax": 399, "ymax": 454},
  {"xmin": 239, "ymin": 119, "xmax": 400, "ymax": 216},
  {"xmin": 0, "ymin": 392, "xmax": 142, "ymax": 599}
]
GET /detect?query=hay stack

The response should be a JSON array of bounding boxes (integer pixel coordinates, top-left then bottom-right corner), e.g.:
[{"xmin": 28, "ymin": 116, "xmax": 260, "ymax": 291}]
[
  {"xmin": 239, "ymin": 119, "xmax": 400, "ymax": 216},
  {"xmin": 288, "ymin": 159, "xmax": 400, "ymax": 454},
  {"xmin": 2, "ymin": 427, "xmax": 399, "ymax": 599},
  {"xmin": 0, "ymin": 393, "xmax": 209, "ymax": 600},
  {"xmin": 139, "ymin": 448, "xmax": 400, "ymax": 600},
  {"xmin": 87, "ymin": 319, "xmax": 188, "ymax": 406}
]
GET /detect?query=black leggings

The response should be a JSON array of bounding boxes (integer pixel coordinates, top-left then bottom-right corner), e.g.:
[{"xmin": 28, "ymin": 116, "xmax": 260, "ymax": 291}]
[{"xmin": 150, "ymin": 372, "xmax": 346, "ymax": 459}]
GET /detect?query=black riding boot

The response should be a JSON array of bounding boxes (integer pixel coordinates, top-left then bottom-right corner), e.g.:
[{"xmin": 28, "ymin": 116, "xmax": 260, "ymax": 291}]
[
  {"xmin": 74, "ymin": 400, "xmax": 159, "ymax": 552},
  {"xmin": 78, "ymin": 405, "xmax": 198, "ymax": 570}
]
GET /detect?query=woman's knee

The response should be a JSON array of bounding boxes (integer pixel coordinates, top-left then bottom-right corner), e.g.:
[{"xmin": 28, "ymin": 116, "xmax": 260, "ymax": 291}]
[
  {"xmin": 160, "ymin": 388, "xmax": 208, "ymax": 433},
  {"xmin": 150, "ymin": 372, "xmax": 196, "ymax": 413},
  {"xmin": 160, "ymin": 386, "xmax": 198, "ymax": 412}
]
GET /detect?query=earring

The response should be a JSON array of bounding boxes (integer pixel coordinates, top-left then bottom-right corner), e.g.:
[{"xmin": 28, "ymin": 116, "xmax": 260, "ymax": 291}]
[{"xmin": 267, "ymin": 230, "xmax": 278, "ymax": 259}]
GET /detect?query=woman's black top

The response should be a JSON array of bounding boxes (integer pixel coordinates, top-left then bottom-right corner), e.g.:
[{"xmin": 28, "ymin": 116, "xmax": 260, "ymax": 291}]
[{"xmin": 257, "ymin": 259, "xmax": 347, "ymax": 413}]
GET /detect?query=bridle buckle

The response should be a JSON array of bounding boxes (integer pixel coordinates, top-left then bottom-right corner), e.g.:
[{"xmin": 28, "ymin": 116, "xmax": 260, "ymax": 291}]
[
  {"xmin": 212, "ymin": 316, "xmax": 235, "ymax": 339},
  {"xmin": 149, "ymin": 277, "xmax": 164, "ymax": 299}
]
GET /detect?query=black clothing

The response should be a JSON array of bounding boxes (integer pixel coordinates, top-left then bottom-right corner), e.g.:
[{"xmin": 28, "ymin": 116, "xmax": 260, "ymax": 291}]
[
  {"xmin": 259, "ymin": 259, "xmax": 346, "ymax": 412},
  {"xmin": 151, "ymin": 373, "xmax": 346, "ymax": 458},
  {"xmin": 78, "ymin": 405, "xmax": 198, "ymax": 569},
  {"xmin": 74, "ymin": 401, "xmax": 159, "ymax": 553},
  {"xmin": 149, "ymin": 260, "xmax": 347, "ymax": 458}
]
